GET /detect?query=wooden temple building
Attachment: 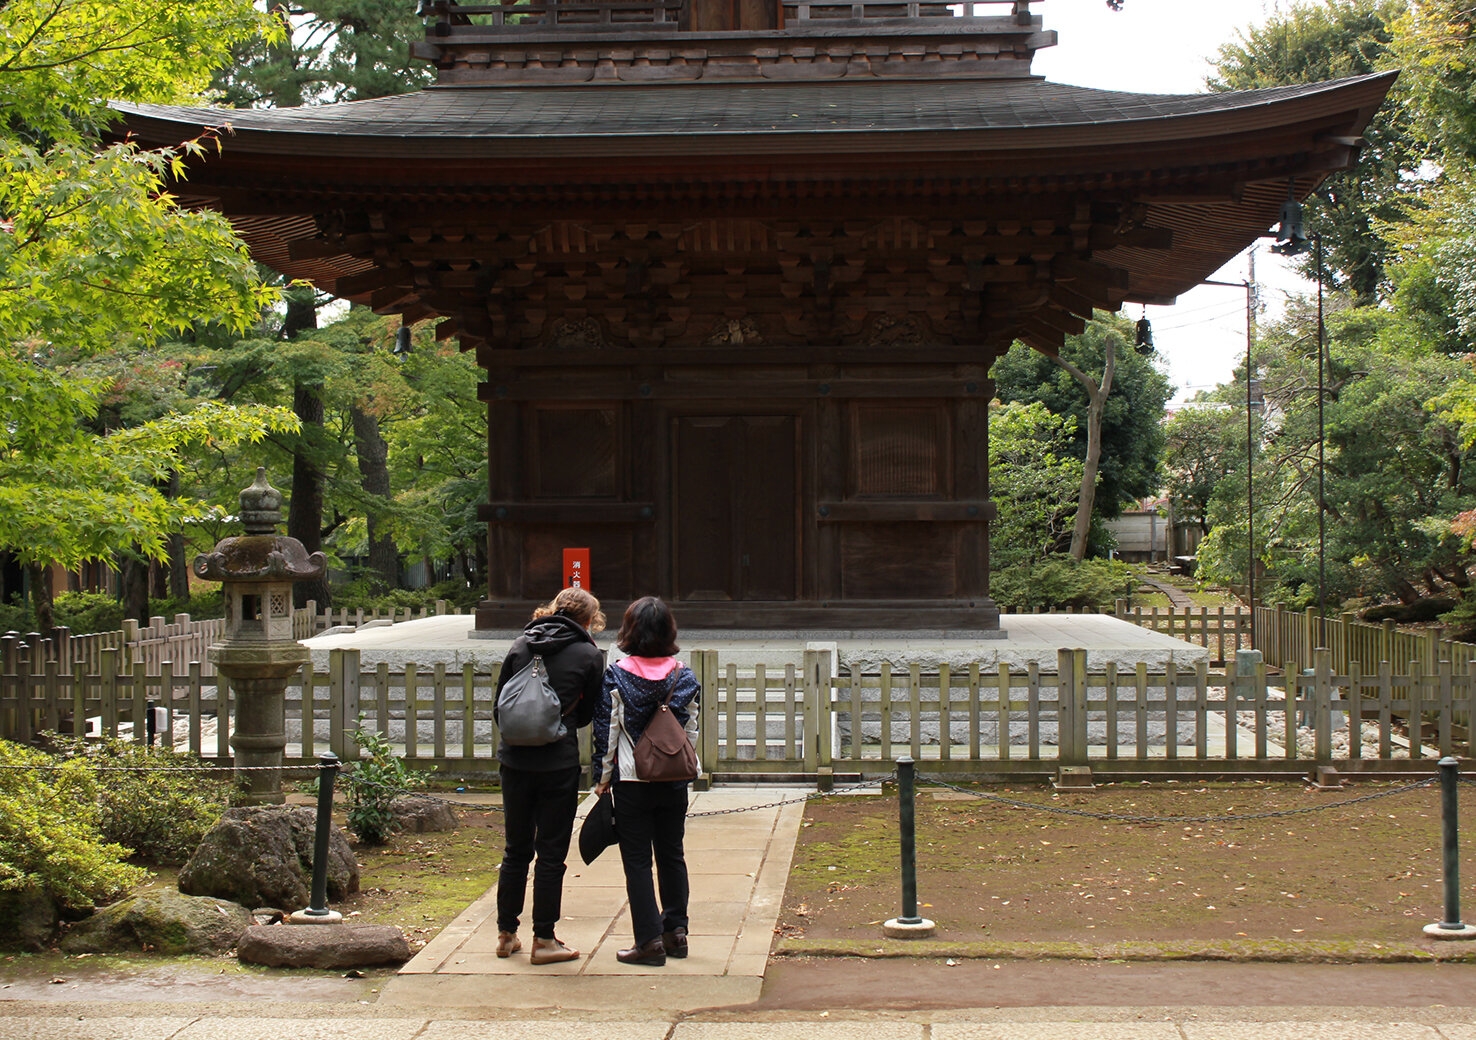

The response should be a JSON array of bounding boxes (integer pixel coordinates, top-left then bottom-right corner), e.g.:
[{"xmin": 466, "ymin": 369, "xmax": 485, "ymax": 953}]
[{"xmin": 117, "ymin": 0, "xmax": 1392, "ymax": 631}]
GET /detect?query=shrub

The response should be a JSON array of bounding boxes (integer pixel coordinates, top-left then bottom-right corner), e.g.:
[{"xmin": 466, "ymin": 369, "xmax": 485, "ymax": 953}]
[
  {"xmin": 45, "ymin": 736, "xmax": 237, "ymax": 866},
  {"xmin": 0, "ymin": 740, "xmax": 145, "ymax": 911},
  {"xmin": 992, "ymin": 556, "xmax": 1134, "ymax": 613},
  {"xmin": 342, "ymin": 724, "xmax": 426, "ymax": 845},
  {"xmin": 150, "ymin": 588, "xmax": 225, "ymax": 621},
  {"xmin": 331, "ymin": 578, "xmax": 479, "ymax": 615},
  {"xmin": 52, "ymin": 591, "xmax": 126, "ymax": 635},
  {"xmin": 0, "ymin": 602, "xmax": 31, "ymax": 635}
]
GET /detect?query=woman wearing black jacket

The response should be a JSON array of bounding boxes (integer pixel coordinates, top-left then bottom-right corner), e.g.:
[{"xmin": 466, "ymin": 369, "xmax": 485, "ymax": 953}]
[{"xmin": 494, "ymin": 587, "xmax": 605, "ymax": 965}]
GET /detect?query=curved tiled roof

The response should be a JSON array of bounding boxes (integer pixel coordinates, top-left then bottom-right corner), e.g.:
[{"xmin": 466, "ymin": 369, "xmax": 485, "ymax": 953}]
[
  {"xmin": 111, "ymin": 69, "xmax": 1393, "ymax": 326},
  {"xmin": 115, "ymin": 72, "xmax": 1393, "ymax": 158}
]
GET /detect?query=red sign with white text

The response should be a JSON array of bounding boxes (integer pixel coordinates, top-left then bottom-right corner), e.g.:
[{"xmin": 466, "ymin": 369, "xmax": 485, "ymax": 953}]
[{"xmin": 563, "ymin": 548, "xmax": 590, "ymax": 592}]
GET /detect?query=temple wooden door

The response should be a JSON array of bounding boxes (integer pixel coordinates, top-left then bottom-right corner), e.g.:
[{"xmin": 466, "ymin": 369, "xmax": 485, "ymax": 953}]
[{"xmin": 673, "ymin": 414, "xmax": 798, "ymax": 602}]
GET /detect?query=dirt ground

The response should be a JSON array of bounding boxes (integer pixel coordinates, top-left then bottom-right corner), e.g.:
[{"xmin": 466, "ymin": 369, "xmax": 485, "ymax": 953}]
[
  {"xmin": 9, "ymin": 783, "xmax": 1476, "ymax": 1011},
  {"xmin": 777, "ymin": 778, "xmax": 1461, "ymax": 946}
]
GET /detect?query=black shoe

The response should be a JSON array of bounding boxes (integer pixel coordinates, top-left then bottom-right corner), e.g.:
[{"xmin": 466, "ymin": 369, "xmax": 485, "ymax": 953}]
[
  {"xmin": 661, "ymin": 927, "xmax": 688, "ymax": 959},
  {"xmin": 616, "ymin": 937, "xmax": 667, "ymax": 966}
]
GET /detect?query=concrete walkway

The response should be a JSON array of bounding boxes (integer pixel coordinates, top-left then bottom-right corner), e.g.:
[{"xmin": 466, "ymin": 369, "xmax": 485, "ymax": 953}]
[
  {"xmin": 6, "ymin": 1005, "xmax": 1476, "ymax": 1038},
  {"xmin": 380, "ymin": 785, "xmax": 809, "ymax": 1012}
]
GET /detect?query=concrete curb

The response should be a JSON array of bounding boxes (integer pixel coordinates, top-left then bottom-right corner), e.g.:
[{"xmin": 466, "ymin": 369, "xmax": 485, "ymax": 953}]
[{"xmin": 773, "ymin": 938, "xmax": 1476, "ymax": 963}]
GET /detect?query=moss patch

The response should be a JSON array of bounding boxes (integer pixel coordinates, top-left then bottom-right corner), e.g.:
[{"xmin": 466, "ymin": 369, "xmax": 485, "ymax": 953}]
[{"xmin": 338, "ymin": 808, "xmax": 503, "ymax": 951}]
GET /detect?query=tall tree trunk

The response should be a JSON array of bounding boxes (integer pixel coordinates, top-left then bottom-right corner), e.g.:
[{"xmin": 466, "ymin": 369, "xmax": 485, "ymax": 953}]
[
  {"xmin": 1054, "ymin": 343, "xmax": 1116, "ymax": 562},
  {"xmin": 282, "ymin": 287, "xmax": 333, "ymax": 608},
  {"xmin": 289, "ymin": 381, "xmax": 332, "ymax": 608},
  {"xmin": 149, "ymin": 559, "xmax": 168, "ymax": 600},
  {"xmin": 121, "ymin": 549, "xmax": 149, "ymax": 624},
  {"xmin": 26, "ymin": 563, "xmax": 54, "ymax": 634},
  {"xmin": 352, "ymin": 404, "xmax": 399, "ymax": 590},
  {"xmin": 165, "ymin": 470, "xmax": 190, "ymax": 599}
]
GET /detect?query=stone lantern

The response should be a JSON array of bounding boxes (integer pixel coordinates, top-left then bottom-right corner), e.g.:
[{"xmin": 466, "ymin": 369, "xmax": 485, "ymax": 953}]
[{"xmin": 194, "ymin": 468, "xmax": 326, "ymax": 804}]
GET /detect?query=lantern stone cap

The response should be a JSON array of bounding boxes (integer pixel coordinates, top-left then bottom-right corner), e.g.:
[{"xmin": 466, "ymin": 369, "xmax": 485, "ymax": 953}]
[
  {"xmin": 240, "ymin": 467, "xmax": 285, "ymax": 534},
  {"xmin": 193, "ymin": 468, "xmax": 327, "ymax": 583}
]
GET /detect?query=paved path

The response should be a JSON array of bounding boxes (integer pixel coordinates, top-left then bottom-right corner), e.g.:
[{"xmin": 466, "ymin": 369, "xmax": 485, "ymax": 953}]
[
  {"xmin": 6, "ymin": 1006, "xmax": 1476, "ymax": 1038},
  {"xmin": 381, "ymin": 786, "xmax": 809, "ymax": 1012},
  {"xmin": 1137, "ymin": 576, "xmax": 1195, "ymax": 609}
]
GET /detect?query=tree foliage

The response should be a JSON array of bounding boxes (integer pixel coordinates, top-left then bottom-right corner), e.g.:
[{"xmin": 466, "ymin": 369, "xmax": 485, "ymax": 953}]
[
  {"xmin": 989, "ymin": 400, "xmax": 1083, "ymax": 570},
  {"xmin": 0, "ymin": 349, "xmax": 298, "ymax": 570},
  {"xmin": 213, "ymin": 0, "xmax": 432, "ymax": 108},
  {"xmin": 993, "ymin": 314, "xmax": 1171, "ymax": 530},
  {"xmin": 0, "ymin": 0, "xmax": 292, "ymax": 622},
  {"xmin": 1162, "ymin": 403, "xmax": 1246, "ymax": 536},
  {"xmin": 1196, "ymin": 301, "xmax": 1476, "ymax": 607},
  {"xmin": 1209, "ymin": 0, "xmax": 1416, "ymax": 302}
]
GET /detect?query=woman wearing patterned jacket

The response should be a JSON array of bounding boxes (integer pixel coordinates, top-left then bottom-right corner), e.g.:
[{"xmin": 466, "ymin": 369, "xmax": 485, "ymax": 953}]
[{"xmin": 592, "ymin": 596, "xmax": 701, "ymax": 966}]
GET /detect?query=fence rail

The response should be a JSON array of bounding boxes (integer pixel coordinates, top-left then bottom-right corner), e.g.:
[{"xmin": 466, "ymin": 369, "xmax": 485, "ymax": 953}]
[
  {"xmin": 1, "ymin": 601, "xmax": 469, "ymax": 681},
  {"xmin": 2, "ymin": 644, "xmax": 1467, "ymax": 780}
]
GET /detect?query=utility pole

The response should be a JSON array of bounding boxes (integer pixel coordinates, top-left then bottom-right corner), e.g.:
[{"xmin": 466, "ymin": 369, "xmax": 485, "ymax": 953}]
[
  {"xmin": 1204, "ymin": 247, "xmax": 1260, "ymax": 647},
  {"xmin": 1246, "ymin": 248, "xmax": 1257, "ymax": 648}
]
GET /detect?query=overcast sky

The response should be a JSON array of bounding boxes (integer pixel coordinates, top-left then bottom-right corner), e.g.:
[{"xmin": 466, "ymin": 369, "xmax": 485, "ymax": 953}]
[{"xmin": 1028, "ymin": 0, "xmax": 1309, "ymax": 405}]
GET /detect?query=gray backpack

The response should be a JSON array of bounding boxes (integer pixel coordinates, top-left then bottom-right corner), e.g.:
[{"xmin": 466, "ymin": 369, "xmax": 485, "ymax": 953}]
[{"xmin": 496, "ymin": 655, "xmax": 567, "ymax": 746}]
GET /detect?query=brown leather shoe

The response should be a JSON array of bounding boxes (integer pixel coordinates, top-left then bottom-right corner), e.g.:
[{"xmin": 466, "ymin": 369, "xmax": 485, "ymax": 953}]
[
  {"xmin": 495, "ymin": 931, "xmax": 521, "ymax": 958},
  {"xmin": 661, "ymin": 927, "xmax": 688, "ymax": 959},
  {"xmin": 616, "ymin": 937, "xmax": 666, "ymax": 966},
  {"xmin": 530, "ymin": 936, "xmax": 580, "ymax": 964}
]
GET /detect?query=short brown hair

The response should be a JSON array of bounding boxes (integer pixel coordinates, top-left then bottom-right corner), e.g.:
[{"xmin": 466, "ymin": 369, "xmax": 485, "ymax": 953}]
[
  {"xmin": 615, "ymin": 596, "xmax": 679, "ymax": 657},
  {"xmin": 531, "ymin": 587, "xmax": 606, "ymax": 633}
]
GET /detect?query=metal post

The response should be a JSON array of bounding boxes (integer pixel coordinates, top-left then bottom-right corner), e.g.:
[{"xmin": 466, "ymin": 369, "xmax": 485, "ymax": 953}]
[
  {"xmin": 1425, "ymin": 757, "xmax": 1476, "ymax": 938},
  {"xmin": 291, "ymin": 752, "xmax": 343, "ymax": 924},
  {"xmin": 899, "ymin": 757, "xmax": 919, "ymax": 922},
  {"xmin": 883, "ymin": 756, "xmax": 934, "ymax": 938}
]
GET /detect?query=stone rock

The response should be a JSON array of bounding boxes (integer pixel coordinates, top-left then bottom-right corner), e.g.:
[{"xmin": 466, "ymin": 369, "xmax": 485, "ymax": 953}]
[
  {"xmin": 178, "ymin": 805, "xmax": 359, "ymax": 909},
  {"xmin": 236, "ymin": 923, "xmax": 411, "ymax": 969},
  {"xmin": 60, "ymin": 889, "xmax": 251, "ymax": 955},
  {"xmin": 391, "ymin": 795, "xmax": 459, "ymax": 834},
  {"xmin": 0, "ymin": 888, "xmax": 59, "ymax": 951}
]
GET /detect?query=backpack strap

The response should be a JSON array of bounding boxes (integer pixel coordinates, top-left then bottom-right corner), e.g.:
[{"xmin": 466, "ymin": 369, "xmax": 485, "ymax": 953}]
[{"xmin": 533, "ymin": 654, "xmax": 581, "ymax": 718}]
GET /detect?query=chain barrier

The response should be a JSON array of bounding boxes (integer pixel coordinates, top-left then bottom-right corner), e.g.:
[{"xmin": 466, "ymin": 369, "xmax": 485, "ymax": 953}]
[
  {"xmin": 0, "ymin": 757, "xmax": 1444, "ymax": 823},
  {"xmin": 340, "ymin": 772, "xmax": 894, "ymax": 816},
  {"xmin": 686, "ymin": 774, "xmax": 892, "ymax": 817},
  {"xmin": 916, "ymin": 775, "xmax": 1439, "ymax": 824}
]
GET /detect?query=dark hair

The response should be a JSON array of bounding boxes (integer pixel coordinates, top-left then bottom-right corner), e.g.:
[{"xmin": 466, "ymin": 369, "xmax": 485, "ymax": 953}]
[{"xmin": 615, "ymin": 596, "xmax": 680, "ymax": 657}]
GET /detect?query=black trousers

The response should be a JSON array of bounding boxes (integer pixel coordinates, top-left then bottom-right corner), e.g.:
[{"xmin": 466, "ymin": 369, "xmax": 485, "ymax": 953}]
[
  {"xmin": 613, "ymin": 779, "xmax": 690, "ymax": 946},
  {"xmin": 496, "ymin": 763, "xmax": 580, "ymax": 939}
]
